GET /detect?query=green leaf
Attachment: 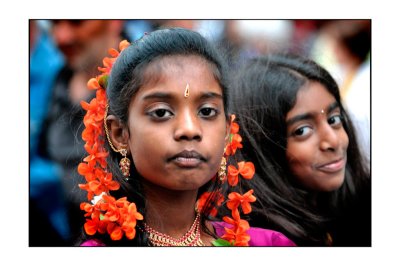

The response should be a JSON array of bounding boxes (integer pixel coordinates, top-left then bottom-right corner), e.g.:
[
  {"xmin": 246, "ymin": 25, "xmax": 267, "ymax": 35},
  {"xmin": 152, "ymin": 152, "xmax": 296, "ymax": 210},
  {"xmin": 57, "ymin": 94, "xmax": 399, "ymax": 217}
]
[
  {"xmin": 212, "ymin": 238, "xmax": 233, "ymax": 246},
  {"xmin": 99, "ymin": 75, "xmax": 108, "ymax": 89}
]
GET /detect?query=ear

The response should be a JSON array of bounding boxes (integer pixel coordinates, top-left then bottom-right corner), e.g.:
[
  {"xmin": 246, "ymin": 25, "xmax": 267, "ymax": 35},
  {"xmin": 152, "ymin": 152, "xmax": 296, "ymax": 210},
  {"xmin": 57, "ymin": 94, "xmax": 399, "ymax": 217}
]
[{"xmin": 106, "ymin": 115, "xmax": 130, "ymax": 153}]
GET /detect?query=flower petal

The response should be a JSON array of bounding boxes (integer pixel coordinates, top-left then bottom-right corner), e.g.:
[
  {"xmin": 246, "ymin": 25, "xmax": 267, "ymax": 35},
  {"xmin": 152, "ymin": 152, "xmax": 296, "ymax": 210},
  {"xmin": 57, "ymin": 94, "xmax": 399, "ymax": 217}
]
[{"xmin": 87, "ymin": 78, "xmax": 100, "ymax": 90}]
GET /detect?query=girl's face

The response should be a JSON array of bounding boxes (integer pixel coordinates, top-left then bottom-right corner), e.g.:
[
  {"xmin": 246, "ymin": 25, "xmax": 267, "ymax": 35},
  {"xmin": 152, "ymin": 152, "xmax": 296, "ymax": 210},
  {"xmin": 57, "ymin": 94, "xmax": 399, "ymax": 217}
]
[
  {"xmin": 285, "ymin": 81, "xmax": 349, "ymax": 192},
  {"xmin": 127, "ymin": 55, "xmax": 229, "ymax": 191}
]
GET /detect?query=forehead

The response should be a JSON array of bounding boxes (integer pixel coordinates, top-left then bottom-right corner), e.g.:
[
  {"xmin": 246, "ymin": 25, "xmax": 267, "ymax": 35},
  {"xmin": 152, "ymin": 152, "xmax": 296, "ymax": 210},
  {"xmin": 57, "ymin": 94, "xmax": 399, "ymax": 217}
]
[
  {"xmin": 290, "ymin": 81, "xmax": 336, "ymax": 114},
  {"xmin": 144, "ymin": 55, "xmax": 216, "ymax": 80},
  {"xmin": 126, "ymin": 54, "xmax": 224, "ymax": 110},
  {"xmin": 139, "ymin": 55, "xmax": 221, "ymax": 93}
]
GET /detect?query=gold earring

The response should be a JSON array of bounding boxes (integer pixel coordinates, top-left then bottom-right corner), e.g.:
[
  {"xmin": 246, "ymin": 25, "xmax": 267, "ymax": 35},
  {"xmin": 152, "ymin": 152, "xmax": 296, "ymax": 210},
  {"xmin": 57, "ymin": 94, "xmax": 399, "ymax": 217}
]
[
  {"xmin": 104, "ymin": 104, "xmax": 131, "ymax": 181},
  {"xmin": 218, "ymin": 156, "xmax": 227, "ymax": 182},
  {"xmin": 119, "ymin": 148, "xmax": 131, "ymax": 180}
]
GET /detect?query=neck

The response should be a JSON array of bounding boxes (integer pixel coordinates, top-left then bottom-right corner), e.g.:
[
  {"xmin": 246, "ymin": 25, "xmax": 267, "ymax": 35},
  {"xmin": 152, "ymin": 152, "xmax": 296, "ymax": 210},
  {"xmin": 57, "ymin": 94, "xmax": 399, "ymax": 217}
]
[{"xmin": 143, "ymin": 183, "xmax": 199, "ymax": 238}]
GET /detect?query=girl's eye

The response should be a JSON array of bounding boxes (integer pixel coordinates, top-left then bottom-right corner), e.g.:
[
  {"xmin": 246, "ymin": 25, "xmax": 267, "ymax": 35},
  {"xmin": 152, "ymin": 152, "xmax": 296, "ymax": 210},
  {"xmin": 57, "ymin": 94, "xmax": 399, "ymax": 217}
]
[
  {"xmin": 198, "ymin": 107, "xmax": 218, "ymax": 118},
  {"xmin": 293, "ymin": 126, "xmax": 312, "ymax": 137},
  {"xmin": 148, "ymin": 108, "xmax": 173, "ymax": 120},
  {"xmin": 328, "ymin": 114, "xmax": 343, "ymax": 127}
]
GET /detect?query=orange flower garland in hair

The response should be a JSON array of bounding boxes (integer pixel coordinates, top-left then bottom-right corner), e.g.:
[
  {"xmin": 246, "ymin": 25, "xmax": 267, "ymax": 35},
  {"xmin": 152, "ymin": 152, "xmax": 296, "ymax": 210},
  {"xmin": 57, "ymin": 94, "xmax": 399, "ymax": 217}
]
[
  {"xmin": 197, "ymin": 115, "xmax": 256, "ymax": 246},
  {"xmin": 78, "ymin": 40, "xmax": 144, "ymax": 241}
]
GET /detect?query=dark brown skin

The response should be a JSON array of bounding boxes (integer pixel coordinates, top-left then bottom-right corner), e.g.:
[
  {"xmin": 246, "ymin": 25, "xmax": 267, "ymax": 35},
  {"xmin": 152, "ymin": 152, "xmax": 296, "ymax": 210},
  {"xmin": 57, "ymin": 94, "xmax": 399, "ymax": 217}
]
[
  {"xmin": 108, "ymin": 55, "xmax": 230, "ymax": 243},
  {"xmin": 286, "ymin": 81, "xmax": 349, "ymax": 192}
]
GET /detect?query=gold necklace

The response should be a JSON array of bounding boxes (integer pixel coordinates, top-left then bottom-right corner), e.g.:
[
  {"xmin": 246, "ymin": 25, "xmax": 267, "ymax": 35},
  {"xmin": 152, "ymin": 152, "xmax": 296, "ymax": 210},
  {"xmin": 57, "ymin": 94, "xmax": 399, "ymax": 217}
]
[{"xmin": 143, "ymin": 213, "xmax": 205, "ymax": 246}]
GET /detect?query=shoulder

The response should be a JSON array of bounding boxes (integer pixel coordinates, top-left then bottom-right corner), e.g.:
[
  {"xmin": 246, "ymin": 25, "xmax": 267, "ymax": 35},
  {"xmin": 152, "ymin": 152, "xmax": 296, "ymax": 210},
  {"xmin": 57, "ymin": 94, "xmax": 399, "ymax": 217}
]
[{"xmin": 212, "ymin": 221, "xmax": 296, "ymax": 247}]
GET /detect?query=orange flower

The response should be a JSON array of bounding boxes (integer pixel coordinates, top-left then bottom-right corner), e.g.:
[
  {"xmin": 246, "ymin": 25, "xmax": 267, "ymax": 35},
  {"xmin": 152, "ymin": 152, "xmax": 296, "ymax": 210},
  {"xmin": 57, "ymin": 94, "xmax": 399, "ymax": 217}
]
[
  {"xmin": 100, "ymin": 173, "xmax": 120, "ymax": 191},
  {"xmin": 237, "ymin": 161, "xmax": 255, "ymax": 180},
  {"xmin": 119, "ymin": 40, "xmax": 130, "ymax": 51},
  {"xmin": 96, "ymin": 40, "xmax": 130, "ymax": 76},
  {"xmin": 224, "ymin": 115, "xmax": 243, "ymax": 156},
  {"xmin": 81, "ymin": 193, "xmax": 143, "ymax": 240},
  {"xmin": 98, "ymin": 57, "xmax": 117, "ymax": 74},
  {"xmin": 108, "ymin": 48, "xmax": 119, "ymax": 58},
  {"xmin": 230, "ymin": 114, "xmax": 239, "ymax": 134},
  {"xmin": 221, "ymin": 211, "xmax": 251, "ymax": 246},
  {"xmin": 78, "ymin": 40, "xmax": 149, "ymax": 241},
  {"xmin": 122, "ymin": 203, "xmax": 144, "ymax": 239},
  {"xmin": 107, "ymin": 223, "xmax": 123, "ymax": 241},
  {"xmin": 230, "ymin": 122, "xmax": 239, "ymax": 134},
  {"xmin": 77, "ymin": 162, "xmax": 95, "ymax": 182},
  {"xmin": 83, "ymin": 217, "xmax": 107, "ymax": 236},
  {"xmin": 196, "ymin": 192, "xmax": 210, "ymax": 213},
  {"xmin": 81, "ymin": 94, "xmax": 106, "ymax": 123},
  {"xmin": 227, "ymin": 161, "xmax": 255, "ymax": 186},
  {"xmin": 225, "ymin": 133, "xmax": 243, "ymax": 156},
  {"xmin": 226, "ymin": 189, "xmax": 256, "ymax": 214},
  {"xmin": 83, "ymin": 219, "xmax": 98, "ymax": 235},
  {"xmin": 83, "ymin": 142, "xmax": 109, "ymax": 167},
  {"xmin": 81, "ymin": 127, "xmax": 95, "ymax": 144},
  {"xmin": 78, "ymin": 183, "xmax": 95, "ymax": 201},
  {"xmin": 87, "ymin": 78, "xmax": 100, "ymax": 90},
  {"xmin": 80, "ymin": 202, "xmax": 94, "ymax": 217},
  {"xmin": 196, "ymin": 191, "xmax": 224, "ymax": 217},
  {"xmin": 127, "ymin": 202, "xmax": 144, "ymax": 223},
  {"xmin": 122, "ymin": 221, "xmax": 137, "ymax": 240}
]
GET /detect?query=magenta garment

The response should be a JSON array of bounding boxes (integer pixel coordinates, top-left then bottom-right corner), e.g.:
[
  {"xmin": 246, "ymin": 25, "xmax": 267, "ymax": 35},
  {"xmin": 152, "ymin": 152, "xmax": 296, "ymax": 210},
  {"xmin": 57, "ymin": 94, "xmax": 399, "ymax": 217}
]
[
  {"xmin": 81, "ymin": 221, "xmax": 296, "ymax": 246},
  {"xmin": 212, "ymin": 221, "xmax": 296, "ymax": 246},
  {"xmin": 80, "ymin": 239, "xmax": 105, "ymax": 247}
]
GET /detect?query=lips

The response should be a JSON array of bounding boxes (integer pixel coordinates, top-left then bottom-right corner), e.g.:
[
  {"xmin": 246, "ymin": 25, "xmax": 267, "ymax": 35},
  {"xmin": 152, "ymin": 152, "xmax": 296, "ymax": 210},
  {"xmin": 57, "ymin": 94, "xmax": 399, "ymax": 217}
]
[
  {"xmin": 316, "ymin": 157, "xmax": 346, "ymax": 173},
  {"xmin": 168, "ymin": 150, "xmax": 206, "ymax": 168}
]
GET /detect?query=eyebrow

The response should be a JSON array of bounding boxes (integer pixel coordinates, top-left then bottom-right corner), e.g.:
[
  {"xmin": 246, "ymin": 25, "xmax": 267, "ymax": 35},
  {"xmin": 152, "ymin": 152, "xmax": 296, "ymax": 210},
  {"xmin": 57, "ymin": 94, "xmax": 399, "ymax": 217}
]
[
  {"xmin": 142, "ymin": 92, "xmax": 173, "ymax": 101},
  {"xmin": 286, "ymin": 101, "xmax": 340, "ymax": 126},
  {"xmin": 199, "ymin": 92, "xmax": 223, "ymax": 100},
  {"xmin": 141, "ymin": 91, "xmax": 223, "ymax": 101}
]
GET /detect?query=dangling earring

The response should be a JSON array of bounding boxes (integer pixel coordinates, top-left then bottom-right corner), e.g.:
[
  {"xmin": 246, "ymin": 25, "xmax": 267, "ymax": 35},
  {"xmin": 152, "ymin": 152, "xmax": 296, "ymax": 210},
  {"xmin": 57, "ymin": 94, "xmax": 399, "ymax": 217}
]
[
  {"xmin": 104, "ymin": 104, "xmax": 131, "ymax": 181},
  {"xmin": 218, "ymin": 156, "xmax": 227, "ymax": 182},
  {"xmin": 119, "ymin": 148, "xmax": 131, "ymax": 180}
]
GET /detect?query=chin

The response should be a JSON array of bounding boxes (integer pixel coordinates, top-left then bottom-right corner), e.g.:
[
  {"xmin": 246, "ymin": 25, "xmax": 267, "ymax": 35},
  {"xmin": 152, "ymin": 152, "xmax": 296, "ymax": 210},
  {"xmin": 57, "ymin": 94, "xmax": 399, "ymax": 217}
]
[
  {"xmin": 322, "ymin": 176, "xmax": 346, "ymax": 192},
  {"xmin": 173, "ymin": 178, "xmax": 212, "ymax": 191}
]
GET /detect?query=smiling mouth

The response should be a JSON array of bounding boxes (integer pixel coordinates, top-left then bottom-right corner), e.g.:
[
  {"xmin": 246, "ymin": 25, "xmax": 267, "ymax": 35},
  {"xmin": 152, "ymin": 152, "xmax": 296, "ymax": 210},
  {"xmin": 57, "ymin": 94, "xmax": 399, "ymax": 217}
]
[
  {"xmin": 316, "ymin": 157, "xmax": 346, "ymax": 173},
  {"xmin": 168, "ymin": 150, "xmax": 206, "ymax": 168}
]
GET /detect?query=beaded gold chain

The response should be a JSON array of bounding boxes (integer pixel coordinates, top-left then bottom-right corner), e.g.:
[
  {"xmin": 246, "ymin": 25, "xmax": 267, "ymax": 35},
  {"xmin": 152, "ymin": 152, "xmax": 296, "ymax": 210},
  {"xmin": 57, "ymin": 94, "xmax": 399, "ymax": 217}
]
[{"xmin": 143, "ymin": 213, "xmax": 205, "ymax": 246}]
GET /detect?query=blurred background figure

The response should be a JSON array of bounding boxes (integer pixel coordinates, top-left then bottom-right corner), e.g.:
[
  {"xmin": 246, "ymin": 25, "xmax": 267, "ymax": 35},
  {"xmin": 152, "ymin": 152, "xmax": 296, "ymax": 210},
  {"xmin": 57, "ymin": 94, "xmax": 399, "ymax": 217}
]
[
  {"xmin": 311, "ymin": 20, "xmax": 371, "ymax": 161},
  {"xmin": 330, "ymin": 20, "xmax": 371, "ymax": 161},
  {"xmin": 235, "ymin": 20, "xmax": 294, "ymax": 54},
  {"xmin": 31, "ymin": 20, "xmax": 125, "ymax": 245},
  {"xmin": 216, "ymin": 20, "xmax": 294, "ymax": 70},
  {"xmin": 30, "ymin": 20, "xmax": 67, "ymax": 246}
]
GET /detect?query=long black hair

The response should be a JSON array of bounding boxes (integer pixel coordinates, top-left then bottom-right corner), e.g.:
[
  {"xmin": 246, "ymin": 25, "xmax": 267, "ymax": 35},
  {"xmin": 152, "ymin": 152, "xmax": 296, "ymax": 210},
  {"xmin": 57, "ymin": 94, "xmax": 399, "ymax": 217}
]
[
  {"xmin": 78, "ymin": 28, "xmax": 230, "ymax": 246},
  {"xmin": 229, "ymin": 54, "xmax": 370, "ymax": 246}
]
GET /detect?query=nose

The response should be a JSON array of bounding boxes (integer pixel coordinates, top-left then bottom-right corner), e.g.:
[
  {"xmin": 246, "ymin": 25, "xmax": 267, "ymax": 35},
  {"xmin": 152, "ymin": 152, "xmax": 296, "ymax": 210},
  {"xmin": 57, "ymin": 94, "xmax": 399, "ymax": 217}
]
[
  {"xmin": 319, "ymin": 124, "xmax": 340, "ymax": 152},
  {"xmin": 174, "ymin": 109, "xmax": 202, "ymax": 141}
]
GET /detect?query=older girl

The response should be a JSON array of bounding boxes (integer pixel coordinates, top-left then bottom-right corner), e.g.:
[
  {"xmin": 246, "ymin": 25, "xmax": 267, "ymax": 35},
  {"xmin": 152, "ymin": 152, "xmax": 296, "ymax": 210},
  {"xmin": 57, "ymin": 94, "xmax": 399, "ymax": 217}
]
[{"xmin": 230, "ymin": 54, "xmax": 370, "ymax": 246}]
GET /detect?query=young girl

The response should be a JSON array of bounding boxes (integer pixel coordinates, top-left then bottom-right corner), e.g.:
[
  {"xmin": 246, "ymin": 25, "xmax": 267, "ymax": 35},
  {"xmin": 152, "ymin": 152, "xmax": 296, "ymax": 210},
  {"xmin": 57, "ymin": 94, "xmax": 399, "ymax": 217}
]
[
  {"xmin": 229, "ymin": 54, "xmax": 370, "ymax": 246},
  {"xmin": 77, "ymin": 28, "xmax": 295, "ymax": 246}
]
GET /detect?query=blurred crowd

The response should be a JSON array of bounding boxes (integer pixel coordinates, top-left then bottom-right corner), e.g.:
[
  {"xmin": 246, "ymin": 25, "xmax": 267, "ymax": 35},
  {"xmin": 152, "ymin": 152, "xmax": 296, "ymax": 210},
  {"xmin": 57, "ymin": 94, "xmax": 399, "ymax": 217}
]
[{"xmin": 29, "ymin": 19, "xmax": 371, "ymax": 246}]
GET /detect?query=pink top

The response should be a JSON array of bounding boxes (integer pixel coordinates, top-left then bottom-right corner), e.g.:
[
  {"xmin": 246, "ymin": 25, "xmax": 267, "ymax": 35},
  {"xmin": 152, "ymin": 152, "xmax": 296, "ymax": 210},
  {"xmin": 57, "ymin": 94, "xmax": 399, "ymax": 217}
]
[
  {"xmin": 212, "ymin": 221, "xmax": 296, "ymax": 246},
  {"xmin": 81, "ymin": 221, "xmax": 296, "ymax": 247}
]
